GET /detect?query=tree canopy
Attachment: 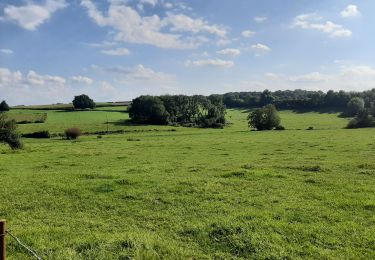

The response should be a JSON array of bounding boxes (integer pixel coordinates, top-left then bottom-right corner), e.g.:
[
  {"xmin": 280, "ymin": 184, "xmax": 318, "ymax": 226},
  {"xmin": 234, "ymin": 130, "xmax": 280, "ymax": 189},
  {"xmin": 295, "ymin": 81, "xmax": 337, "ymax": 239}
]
[
  {"xmin": 0, "ymin": 100, "xmax": 10, "ymax": 112},
  {"xmin": 347, "ymin": 97, "xmax": 365, "ymax": 116},
  {"xmin": 72, "ymin": 94, "xmax": 96, "ymax": 110}
]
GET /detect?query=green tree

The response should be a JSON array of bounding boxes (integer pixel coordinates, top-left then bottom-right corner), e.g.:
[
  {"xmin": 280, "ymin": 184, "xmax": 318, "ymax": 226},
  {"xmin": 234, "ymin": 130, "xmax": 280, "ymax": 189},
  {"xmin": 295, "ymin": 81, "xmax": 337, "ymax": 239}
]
[
  {"xmin": 248, "ymin": 104, "xmax": 281, "ymax": 131},
  {"xmin": 72, "ymin": 94, "xmax": 96, "ymax": 110},
  {"xmin": 129, "ymin": 96, "xmax": 169, "ymax": 124},
  {"xmin": 0, "ymin": 114, "xmax": 23, "ymax": 149},
  {"xmin": 259, "ymin": 89, "xmax": 274, "ymax": 106},
  {"xmin": 0, "ymin": 100, "xmax": 10, "ymax": 112},
  {"xmin": 347, "ymin": 97, "xmax": 365, "ymax": 116}
]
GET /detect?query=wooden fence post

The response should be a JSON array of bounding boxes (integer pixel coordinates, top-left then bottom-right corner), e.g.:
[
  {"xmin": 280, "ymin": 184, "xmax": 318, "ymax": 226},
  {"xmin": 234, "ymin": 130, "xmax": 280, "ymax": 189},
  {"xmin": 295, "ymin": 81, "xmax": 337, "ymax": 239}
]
[{"xmin": 0, "ymin": 219, "xmax": 5, "ymax": 260}]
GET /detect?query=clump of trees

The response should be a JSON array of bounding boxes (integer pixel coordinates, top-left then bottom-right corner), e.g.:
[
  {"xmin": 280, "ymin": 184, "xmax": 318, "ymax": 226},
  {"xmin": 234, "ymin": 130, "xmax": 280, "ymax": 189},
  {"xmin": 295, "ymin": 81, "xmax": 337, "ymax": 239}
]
[
  {"xmin": 221, "ymin": 89, "xmax": 375, "ymax": 112},
  {"xmin": 0, "ymin": 114, "xmax": 23, "ymax": 149},
  {"xmin": 73, "ymin": 94, "xmax": 96, "ymax": 110},
  {"xmin": 248, "ymin": 104, "xmax": 281, "ymax": 131},
  {"xmin": 129, "ymin": 95, "xmax": 226, "ymax": 128},
  {"xmin": 0, "ymin": 100, "xmax": 10, "ymax": 112}
]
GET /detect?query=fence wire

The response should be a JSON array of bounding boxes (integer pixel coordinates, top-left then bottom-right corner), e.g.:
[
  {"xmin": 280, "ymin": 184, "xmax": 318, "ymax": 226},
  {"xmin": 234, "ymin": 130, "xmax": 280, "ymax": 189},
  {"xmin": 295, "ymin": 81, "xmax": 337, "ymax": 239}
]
[{"xmin": 6, "ymin": 229, "xmax": 43, "ymax": 260}]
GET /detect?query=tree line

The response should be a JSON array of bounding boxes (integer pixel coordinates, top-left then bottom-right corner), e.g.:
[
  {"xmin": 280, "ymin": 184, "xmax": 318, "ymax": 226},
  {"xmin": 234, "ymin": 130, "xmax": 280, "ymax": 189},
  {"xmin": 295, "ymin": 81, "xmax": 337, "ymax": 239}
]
[
  {"xmin": 222, "ymin": 89, "xmax": 375, "ymax": 111},
  {"xmin": 129, "ymin": 95, "xmax": 226, "ymax": 128}
]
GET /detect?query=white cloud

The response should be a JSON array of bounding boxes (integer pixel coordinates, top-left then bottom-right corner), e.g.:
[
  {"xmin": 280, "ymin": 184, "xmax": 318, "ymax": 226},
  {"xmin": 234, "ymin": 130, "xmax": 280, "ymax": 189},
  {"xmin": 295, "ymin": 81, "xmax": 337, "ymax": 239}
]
[
  {"xmin": 289, "ymin": 72, "xmax": 330, "ymax": 82},
  {"xmin": 164, "ymin": 2, "xmax": 173, "ymax": 9},
  {"xmin": 102, "ymin": 64, "xmax": 176, "ymax": 82},
  {"xmin": 254, "ymin": 16, "xmax": 267, "ymax": 23},
  {"xmin": 216, "ymin": 38, "xmax": 232, "ymax": 47},
  {"xmin": 101, "ymin": 48, "xmax": 130, "ymax": 56},
  {"xmin": 217, "ymin": 48, "xmax": 241, "ymax": 57},
  {"xmin": 0, "ymin": 49, "xmax": 13, "ymax": 55},
  {"xmin": 292, "ymin": 13, "xmax": 352, "ymax": 38},
  {"xmin": 100, "ymin": 81, "xmax": 115, "ymax": 91},
  {"xmin": 81, "ymin": 0, "xmax": 226, "ymax": 49},
  {"xmin": 140, "ymin": 0, "xmax": 158, "ymax": 7},
  {"xmin": 255, "ymin": 65, "xmax": 375, "ymax": 92},
  {"xmin": 186, "ymin": 59, "xmax": 234, "ymax": 68},
  {"xmin": 341, "ymin": 5, "xmax": 360, "ymax": 18},
  {"xmin": 0, "ymin": 68, "xmax": 22, "ymax": 86},
  {"xmin": 87, "ymin": 41, "xmax": 117, "ymax": 48},
  {"xmin": 165, "ymin": 14, "xmax": 227, "ymax": 37},
  {"xmin": 26, "ymin": 70, "xmax": 66, "ymax": 86},
  {"xmin": 251, "ymin": 43, "xmax": 271, "ymax": 56},
  {"xmin": 71, "ymin": 76, "xmax": 93, "ymax": 85},
  {"xmin": 0, "ymin": 0, "xmax": 68, "ymax": 30},
  {"xmin": 341, "ymin": 65, "xmax": 375, "ymax": 78},
  {"xmin": 241, "ymin": 30, "xmax": 255, "ymax": 38}
]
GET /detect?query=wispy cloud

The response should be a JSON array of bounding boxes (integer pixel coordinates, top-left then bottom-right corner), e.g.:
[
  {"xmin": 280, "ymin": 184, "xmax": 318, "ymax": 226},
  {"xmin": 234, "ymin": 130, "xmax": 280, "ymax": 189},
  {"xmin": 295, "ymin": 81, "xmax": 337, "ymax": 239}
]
[
  {"xmin": 0, "ymin": 0, "xmax": 68, "ymax": 30},
  {"xmin": 217, "ymin": 48, "xmax": 241, "ymax": 57},
  {"xmin": 186, "ymin": 59, "xmax": 234, "ymax": 68},
  {"xmin": 292, "ymin": 13, "xmax": 352, "ymax": 38},
  {"xmin": 101, "ymin": 48, "xmax": 130, "ymax": 56},
  {"xmin": 0, "ymin": 49, "xmax": 13, "ymax": 55},
  {"xmin": 251, "ymin": 43, "xmax": 271, "ymax": 56},
  {"xmin": 254, "ymin": 16, "xmax": 267, "ymax": 23},
  {"xmin": 241, "ymin": 30, "xmax": 255, "ymax": 38}
]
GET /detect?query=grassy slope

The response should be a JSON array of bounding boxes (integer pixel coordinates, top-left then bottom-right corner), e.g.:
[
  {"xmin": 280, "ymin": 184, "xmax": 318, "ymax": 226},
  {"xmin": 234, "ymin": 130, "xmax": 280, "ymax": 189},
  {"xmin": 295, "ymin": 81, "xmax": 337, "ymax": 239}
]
[
  {"xmin": 1, "ymin": 109, "xmax": 374, "ymax": 259},
  {"xmin": 8, "ymin": 107, "xmax": 350, "ymax": 135}
]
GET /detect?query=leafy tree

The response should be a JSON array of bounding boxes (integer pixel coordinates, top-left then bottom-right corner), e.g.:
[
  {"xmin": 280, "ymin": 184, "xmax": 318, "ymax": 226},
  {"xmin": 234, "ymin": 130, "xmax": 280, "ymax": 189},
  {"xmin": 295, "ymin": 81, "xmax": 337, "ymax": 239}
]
[
  {"xmin": 129, "ymin": 96, "xmax": 169, "ymax": 124},
  {"xmin": 72, "ymin": 94, "xmax": 96, "ymax": 110},
  {"xmin": 248, "ymin": 104, "xmax": 281, "ymax": 131},
  {"xmin": 347, "ymin": 97, "xmax": 365, "ymax": 116},
  {"xmin": 0, "ymin": 114, "xmax": 23, "ymax": 149},
  {"xmin": 259, "ymin": 89, "xmax": 275, "ymax": 106},
  {"xmin": 0, "ymin": 100, "xmax": 10, "ymax": 112}
]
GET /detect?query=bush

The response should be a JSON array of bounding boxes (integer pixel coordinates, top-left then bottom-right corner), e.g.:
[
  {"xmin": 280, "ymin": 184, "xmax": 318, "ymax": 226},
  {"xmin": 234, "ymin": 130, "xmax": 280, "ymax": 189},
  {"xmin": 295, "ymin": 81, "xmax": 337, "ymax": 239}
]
[
  {"xmin": 22, "ymin": 131, "xmax": 50, "ymax": 139},
  {"xmin": 72, "ymin": 94, "xmax": 96, "ymax": 110},
  {"xmin": 0, "ymin": 114, "xmax": 23, "ymax": 149},
  {"xmin": 248, "ymin": 104, "xmax": 281, "ymax": 131},
  {"xmin": 275, "ymin": 125, "xmax": 285, "ymax": 131},
  {"xmin": 347, "ymin": 109, "xmax": 375, "ymax": 129},
  {"xmin": 65, "ymin": 128, "xmax": 82, "ymax": 139},
  {"xmin": 307, "ymin": 126, "xmax": 314, "ymax": 130}
]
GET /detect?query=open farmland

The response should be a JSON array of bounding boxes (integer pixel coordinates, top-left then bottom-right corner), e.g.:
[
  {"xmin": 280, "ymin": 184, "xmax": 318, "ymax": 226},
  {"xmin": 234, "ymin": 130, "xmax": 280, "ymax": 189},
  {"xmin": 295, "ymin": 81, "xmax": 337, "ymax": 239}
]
[{"xmin": 1, "ymin": 108, "xmax": 374, "ymax": 259}]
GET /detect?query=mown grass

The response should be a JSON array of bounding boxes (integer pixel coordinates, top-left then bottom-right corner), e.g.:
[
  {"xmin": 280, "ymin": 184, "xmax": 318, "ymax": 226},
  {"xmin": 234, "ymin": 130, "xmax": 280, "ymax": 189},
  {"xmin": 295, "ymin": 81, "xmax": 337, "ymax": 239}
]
[{"xmin": 1, "ymin": 108, "xmax": 374, "ymax": 259}]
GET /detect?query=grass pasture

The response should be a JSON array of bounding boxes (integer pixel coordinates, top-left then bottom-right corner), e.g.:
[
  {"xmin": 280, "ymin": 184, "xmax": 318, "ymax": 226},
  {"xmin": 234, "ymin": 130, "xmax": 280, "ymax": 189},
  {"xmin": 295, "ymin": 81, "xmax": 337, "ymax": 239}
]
[
  {"xmin": 5, "ymin": 112, "xmax": 47, "ymax": 124},
  {"xmin": 1, "ymin": 108, "xmax": 374, "ymax": 259}
]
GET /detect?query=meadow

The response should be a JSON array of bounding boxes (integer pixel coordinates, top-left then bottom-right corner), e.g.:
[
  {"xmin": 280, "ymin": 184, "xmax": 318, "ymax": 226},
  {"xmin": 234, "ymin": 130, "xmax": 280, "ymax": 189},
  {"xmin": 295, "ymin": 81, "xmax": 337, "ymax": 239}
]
[{"xmin": 1, "ymin": 108, "xmax": 375, "ymax": 259}]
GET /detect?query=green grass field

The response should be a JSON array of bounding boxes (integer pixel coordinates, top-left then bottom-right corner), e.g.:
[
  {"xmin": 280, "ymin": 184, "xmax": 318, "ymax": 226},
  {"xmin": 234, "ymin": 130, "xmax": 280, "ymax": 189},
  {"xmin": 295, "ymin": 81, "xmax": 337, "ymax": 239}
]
[{"xmin": 1, "ymin": 108, "xmax": 374, "ymax": 259}]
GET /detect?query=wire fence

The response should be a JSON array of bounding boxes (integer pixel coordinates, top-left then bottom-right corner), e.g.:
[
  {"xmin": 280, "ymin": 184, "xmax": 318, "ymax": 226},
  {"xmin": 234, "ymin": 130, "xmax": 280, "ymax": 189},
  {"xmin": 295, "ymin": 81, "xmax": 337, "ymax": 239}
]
[{"xmin": 6, "ymin": 229, "xmax": 43, "ymax": 260}]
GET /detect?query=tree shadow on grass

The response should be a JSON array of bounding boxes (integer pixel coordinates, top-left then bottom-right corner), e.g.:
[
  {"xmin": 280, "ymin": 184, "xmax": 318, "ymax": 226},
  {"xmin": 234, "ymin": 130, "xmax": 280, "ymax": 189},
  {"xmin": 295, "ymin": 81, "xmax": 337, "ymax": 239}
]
[
  {"xmin": 289, "ymin": 107, "xmax": 344, "ymax": 114},
  {"xmin": 55, "ymin": 109, "xmax": 127, "ymax": 113},
  {"xmin": 108, "ymin": 119, "xmax": 146, "ymax": 126}
]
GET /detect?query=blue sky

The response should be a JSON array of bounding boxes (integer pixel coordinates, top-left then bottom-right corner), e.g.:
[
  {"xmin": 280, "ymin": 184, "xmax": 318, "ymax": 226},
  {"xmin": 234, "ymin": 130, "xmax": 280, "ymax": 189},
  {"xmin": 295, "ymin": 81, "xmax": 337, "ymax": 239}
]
[{"xmin": 0, "ymin": 0, "xmax": 374, "ymax": 105}]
